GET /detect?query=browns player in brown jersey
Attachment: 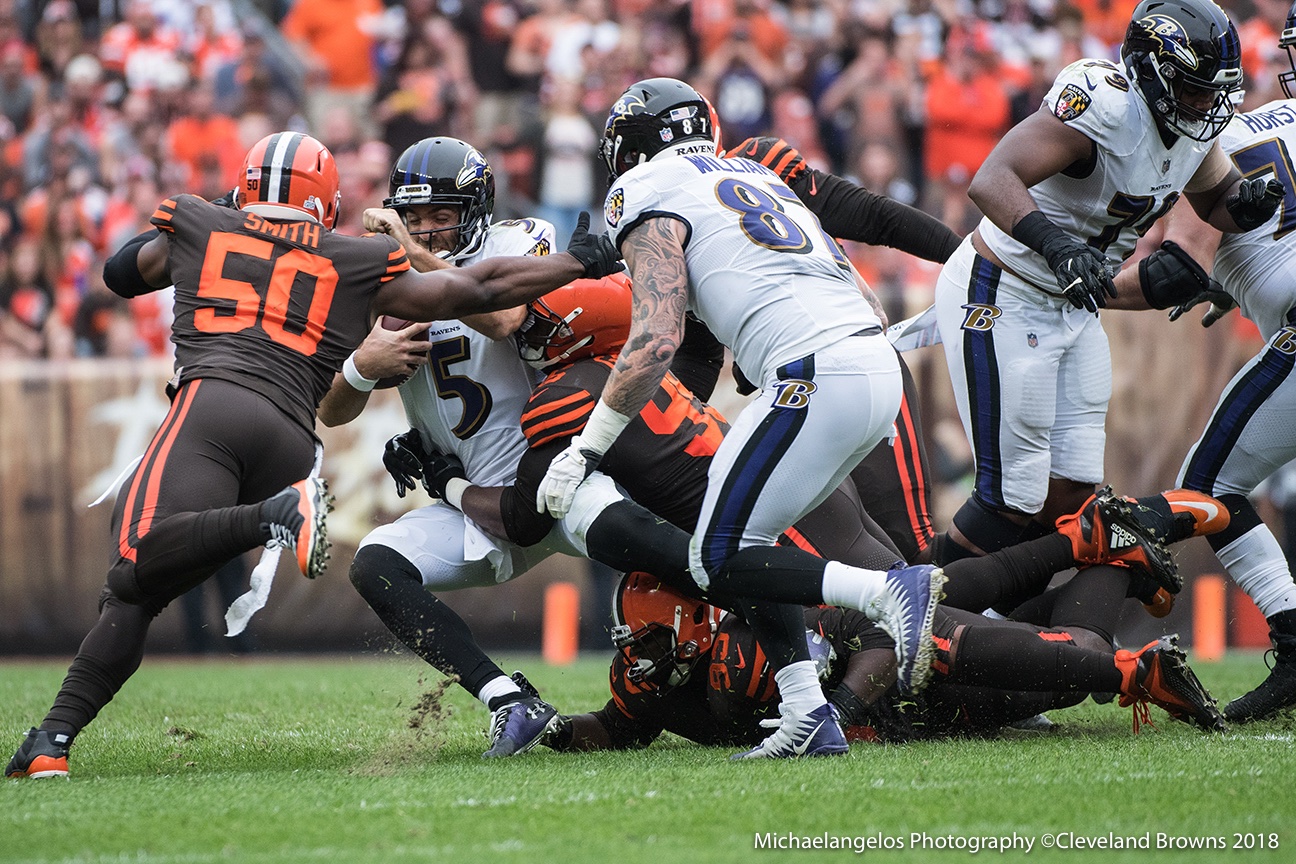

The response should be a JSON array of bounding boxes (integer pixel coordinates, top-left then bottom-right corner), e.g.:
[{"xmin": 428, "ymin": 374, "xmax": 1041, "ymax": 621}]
[{"xmin": 5, "ymin": 131, "xmax": 620, "ymax": 779}]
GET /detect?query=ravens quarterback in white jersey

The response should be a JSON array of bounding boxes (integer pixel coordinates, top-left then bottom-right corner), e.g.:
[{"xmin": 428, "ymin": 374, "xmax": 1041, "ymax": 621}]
[
  {"xmin": 318, "ymin": 137, "xmax": 622, "ymax": 758},
  {"xmin": 930, "ymin": 0, "xmax": 1283, "ymax": 569},
  {"xmin": 534, "ymin": 78, "xmax": 946, "ymax": 760},
  {"xmin": 1118, "ymin": 5, "xmax": 1296, "ymax": 723}
]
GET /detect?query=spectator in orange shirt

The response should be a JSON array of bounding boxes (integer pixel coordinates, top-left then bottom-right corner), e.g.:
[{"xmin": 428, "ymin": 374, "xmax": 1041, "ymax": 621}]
[
  {"xmin": 924, "ymin": 31, "xmax": 1010, "ymax": 234},
  {"xmin": 166, "ymin": 81, "xmax": 241, "ymax": 192},
  {"xmin": 282, "ymin": 0, "xmax": 385, "ymax": 133},
  {"xmin": 696, "ymin": 0, "xmax": 789, "ymax": 64}
]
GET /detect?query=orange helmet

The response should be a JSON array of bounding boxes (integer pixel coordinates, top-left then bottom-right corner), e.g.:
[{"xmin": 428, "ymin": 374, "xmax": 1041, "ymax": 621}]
[
  {"xmin": 237, "ymin": 132, "xmax": 341, "ymax": 229},
  {"xmin": 611, "ymin": 571, "xmax": 722, "ymax": 689},
  {"xmin": 703, "ymin": 94, "xmax": 723, "ymax": 155},
  {"xmin": 516, "ymin": 271, "xmax": 632, "ymax": 369}
]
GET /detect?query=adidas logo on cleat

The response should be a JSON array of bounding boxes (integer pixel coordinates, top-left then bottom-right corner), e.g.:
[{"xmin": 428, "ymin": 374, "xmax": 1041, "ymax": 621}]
[{"xmin": 1109, "ymin": 524, "xmax": 1140, "ymax": 550}]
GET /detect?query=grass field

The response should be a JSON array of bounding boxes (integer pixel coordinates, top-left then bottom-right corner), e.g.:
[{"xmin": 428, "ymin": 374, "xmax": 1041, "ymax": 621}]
[{"xmin": 1, "ymin": 652, "xmax": 1294, "ymax": 864}]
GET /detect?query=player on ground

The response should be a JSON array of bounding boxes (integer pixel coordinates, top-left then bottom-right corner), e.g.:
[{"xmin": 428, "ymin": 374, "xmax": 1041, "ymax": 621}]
[
  {"xmin": 317, "ymin": 137, "xmax": 619, "ymax": 758},
  {"xmin": 931, "ymin": 0, "xmax": 1283, "ymax": 569},
  {"xmin": 1107, "ymin": 6, "xmax": 1296, "ymax": 722},
  {"xmin": 4, "ymin": 131, "xmax": 621, "ymax": 779},
  {"xmin": 540, "ymin": 572, "xmax": 1225, "ymax": 752},
  {"xmin": 533, "ymin": 78, "xmax": 949, "ymax": 759}
]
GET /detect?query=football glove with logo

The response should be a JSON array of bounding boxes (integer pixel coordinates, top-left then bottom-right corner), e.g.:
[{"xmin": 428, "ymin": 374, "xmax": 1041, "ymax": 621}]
[
  {"xmin": 1226, "ymin": 178, "xmax": 1284, "ymax": 232},
  {"xmin": 1014, "ymin": 211, "xmax": 1116, "ymax": 313},
  {"xmin": 421, "ymin": 451, "xmax": 466, "ymax": 500},
  {"xmin": 383, "ymin": 430, "xmax": 426, "ymax": 498}
]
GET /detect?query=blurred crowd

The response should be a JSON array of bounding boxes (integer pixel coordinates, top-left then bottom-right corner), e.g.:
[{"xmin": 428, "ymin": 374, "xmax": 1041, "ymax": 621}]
[{"xmin": 0, "ymin": 0, "xmax": 1285, "ymax": 360}]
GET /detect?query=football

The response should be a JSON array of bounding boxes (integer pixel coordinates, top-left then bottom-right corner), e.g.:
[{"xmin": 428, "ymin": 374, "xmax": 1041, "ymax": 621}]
[{"xmin": 374, "ymin": 317, "xmax": 428, "ymax": 389}]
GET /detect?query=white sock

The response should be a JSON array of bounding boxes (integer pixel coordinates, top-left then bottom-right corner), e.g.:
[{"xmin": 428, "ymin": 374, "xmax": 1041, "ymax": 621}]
[
  {"xmin": 477, "ymin": 674, "xmax": 522, "ymax": 708},
  {"xmin": 819, "ymin": 560, "xmax": 889, "ymax": 612},
  {"xmin": 774, "ymin": 660, "xmax": 828, "ymax": 714},
  {"xmin": 1216, "ymin": 525, "xmax": 1296, "ymax": 617}
]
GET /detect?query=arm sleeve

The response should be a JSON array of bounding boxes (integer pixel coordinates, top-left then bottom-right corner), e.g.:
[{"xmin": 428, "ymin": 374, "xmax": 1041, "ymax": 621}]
[
  {"xmin": 103, "ymin": 228, "xmax": 164, "ymax": 298},
  {"xmin": 669, "ymin": 315, "xmax": 725, "ymax": 402},
  {"xmin": 587, "ymin": 701, "xmax": 663, "ymax": 749},
  {"xmin": 789, "ymin": 168, "xmax": 961, "ymax": 263}
]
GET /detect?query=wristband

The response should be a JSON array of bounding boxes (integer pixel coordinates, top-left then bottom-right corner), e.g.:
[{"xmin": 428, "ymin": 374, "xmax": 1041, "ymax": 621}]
[
  {"xmin": 578, "ymin": 400, "xmax": 633, "ymax": 457},
  {"xmin": 342, "ymin": 353, "xmax": 378, "ymax": 392},
  {"xmin": 444, "ymin": 477, "xmax": 470, "ymax": 510},
  {"xmin": 1010, "ymin": 210, "xmax": 1070, "ymax": 263}
]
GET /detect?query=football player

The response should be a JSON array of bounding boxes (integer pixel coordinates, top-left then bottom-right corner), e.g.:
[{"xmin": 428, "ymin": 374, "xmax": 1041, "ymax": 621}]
[
  {"xmin": 541, "ymin": 572, "xmax": 1225, "ymax": 752},
  {"xmin": 315, "ymin": 137, "xmax": 624, "ymax": 758},
  {"xmin": 722, "ymin": 135, "xmax": 957, "ymax": 563},
  {"xmin": 437, "ymin": 274, "xmax": 1220, "ymax": 754},
  {"xmin": 1103, "ymin": 5, "xmax": 1296, "ymax": 723},
  {"xmin": 931, "ymin": 0, "xmax": 1283, "ymax": 572},
  {"xmin": 4, "ymin": 131, "xmax": 621, "ymax": 779},
  {"xmin": 534, "ymin": 77, "xmax": 950, "ymax": 758}
]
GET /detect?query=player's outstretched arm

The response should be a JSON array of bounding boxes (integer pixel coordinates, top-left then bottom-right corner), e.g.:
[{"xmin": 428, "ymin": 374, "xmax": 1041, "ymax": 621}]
[{"xmin": 375, "ymin": 211, "xmax": 620, "ymax": 321}]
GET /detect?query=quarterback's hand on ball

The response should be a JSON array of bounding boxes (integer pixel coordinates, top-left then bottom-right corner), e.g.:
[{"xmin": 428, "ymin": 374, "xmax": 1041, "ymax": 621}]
[
  {"xmin": 728, "ymin": 137, "xmax": 808, "ymax": 184},
  {"xmin": 1226, "ymin": 178, "xmax": 1284, "ymax": 232},
  {"xmin": 1045, "ymin": 241, "xmax": 1116, "ymax": 313},
  {"xmin": 536, "ymin": 437, "xmax": 602, "ymax": 518},
  {"xmin": 565, "ymin": 211, "xmax": 622, "ymax": 279},
  {"xmin": 421, "ymin": 451, "xmax": 466, "ymax": 501},
  {"xmin": 1168, "ymin": 279, "xmax": 1236, "ymax": 327},
  {"xmin": 354, "ymin": 319, "xmax": 431, "ymax": 383},
  {"xmin": 383, "ymin": 430, "xmax": 427, "ymax": 498}
]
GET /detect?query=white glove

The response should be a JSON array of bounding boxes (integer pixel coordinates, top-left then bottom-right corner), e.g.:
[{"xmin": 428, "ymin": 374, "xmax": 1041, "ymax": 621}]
[{"xmin": 537, "ymin": 437, "xmax": 600, "ymax": 518}]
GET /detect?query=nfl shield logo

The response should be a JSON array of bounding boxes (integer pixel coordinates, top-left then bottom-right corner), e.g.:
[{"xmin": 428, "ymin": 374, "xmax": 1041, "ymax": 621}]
[
  {"xmin": 1162, "ymin": 159, "xmax": 1171, "ymax": 173},
  {"xmin": 660, "ymin": 127, "xmax": 674, "ymax": 143},
  {"xmin": 1027, "ymin": 332, "xmax": 1038, "ymax": 348}
]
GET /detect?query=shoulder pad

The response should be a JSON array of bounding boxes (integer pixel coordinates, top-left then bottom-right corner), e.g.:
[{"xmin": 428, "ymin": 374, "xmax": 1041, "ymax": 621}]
[{"xmin": 1046, "ymin": 60, "xmax": 1143, "ymax": 156}]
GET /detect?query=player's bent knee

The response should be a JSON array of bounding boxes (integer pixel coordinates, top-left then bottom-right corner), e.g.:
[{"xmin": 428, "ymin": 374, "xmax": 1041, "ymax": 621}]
[
  {"xmin": 349, "ymin": 543, "xmax": 421, "ymax": 599},
  {"xmin": 562, "ymin": 471, "xmax": 623, "ymax": 553}
]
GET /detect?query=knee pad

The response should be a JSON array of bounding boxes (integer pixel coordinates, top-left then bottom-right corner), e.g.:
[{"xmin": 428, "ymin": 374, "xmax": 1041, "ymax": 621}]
[
  {"xmin": 952, "ymin": 498, "xmax": 1028, "ymax": 555},
  {"xmin": 1002, "ymin": 358, "xmax": 1057, "ymax": 434},
  {"xmin": 348, "ymin": 543, "xmax": 420, "ymax": 597}
]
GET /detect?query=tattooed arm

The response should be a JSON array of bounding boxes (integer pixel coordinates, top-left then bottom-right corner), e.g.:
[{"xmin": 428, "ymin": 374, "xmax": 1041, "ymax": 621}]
[
  {"xmin": 602, "ymin": 217, "xmax": 689, "ymax": 415},
  {"xmin": 535, "ymin": 216, "xmax": 690, "ymax": 518}
]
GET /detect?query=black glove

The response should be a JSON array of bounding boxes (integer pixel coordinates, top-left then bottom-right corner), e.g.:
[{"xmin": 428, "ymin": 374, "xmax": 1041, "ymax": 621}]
[
  {"xmin": 1226, "ymin": 178, "xmax": 1284, "ymax": 232},
  {"xmin": 1168, "ymin": 279, "xmax": 1237, "ymax": 327},
  {"xmin": 565, "ymin": 211, "xmax": 622, "ymax": 278},
  {"xmin": 1041, "ymin": 237, "xmax": 1116, "ymax": 313},
  {"xmin": 1138, "ymin": 240, "xmax": 1210, "ymax": 309},
  {"xmin": 210, "ymin": 187, "xmax": 239, "ymax": 209},
  {"xmin": 421, "ymin": 451, "xmax": 466, "ymax": 501},
  {"xmin": 383, "ymin": 430, "xmax": 427, "ymax": 498},
  {"xmin": 728, "ymin": 136, "xmax": 807, "ymax": 184}
]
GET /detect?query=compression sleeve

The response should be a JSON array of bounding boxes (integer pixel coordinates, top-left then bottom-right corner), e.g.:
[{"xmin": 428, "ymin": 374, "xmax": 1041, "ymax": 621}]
[
  {"xmin": 789, "ymin": 169, "xmax": 962, "ymax": 263},
  {"xmin": 103, "ymin": 229, "xmax": 164, "ymax": 298}
]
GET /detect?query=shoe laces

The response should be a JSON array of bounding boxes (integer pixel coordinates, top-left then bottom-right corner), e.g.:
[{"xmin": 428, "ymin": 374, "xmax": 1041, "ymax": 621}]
[{"xmin": 266, "ymin": 524, "xmax": 296, "ymax": 549}]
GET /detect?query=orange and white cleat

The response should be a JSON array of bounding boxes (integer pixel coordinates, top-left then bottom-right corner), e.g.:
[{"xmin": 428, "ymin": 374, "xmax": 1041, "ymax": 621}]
[
  {"xmin": 1056, "ymin": 487, "xmax": 1180, "ymax": 595},
  {"xmin": 5, "ymin": 728, "xmax": 70, "ymax": 779},
  {"xmin": 1128, "ymin": 490, "xmax": 1230, "ymax": 544},
  {"xmin": 262, "ymin": 477, "xmax": 334, "ymax": 579}
]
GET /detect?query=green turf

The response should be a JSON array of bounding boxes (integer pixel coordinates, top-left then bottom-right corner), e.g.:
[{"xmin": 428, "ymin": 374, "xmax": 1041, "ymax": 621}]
[{"xmin": 1, "ymin": 652, "xmax": 1293, "ymax": 863}]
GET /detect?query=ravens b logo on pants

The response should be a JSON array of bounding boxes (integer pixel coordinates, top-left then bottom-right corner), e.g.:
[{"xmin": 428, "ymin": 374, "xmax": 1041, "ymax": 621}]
[
  {"xmin": 961, "ymin": 304, "xmax": 1002, "ymax": 332},
  {"xmin": 773, "ymin": 381, "xmax": 816, "ymax": 409}
]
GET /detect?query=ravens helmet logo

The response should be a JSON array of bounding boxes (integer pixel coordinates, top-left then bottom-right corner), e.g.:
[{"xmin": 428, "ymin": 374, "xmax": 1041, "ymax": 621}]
[
  {"xmin": 1140, "ymin": 14, "xmax": 1200, "ymax": 71},
  {"xmin": 455, "ymin": 147, "xmax": 491, "ymax": 190},
  {"xmin": 610, "ymin": 93, "xmax": 647, "ymax": 118}
]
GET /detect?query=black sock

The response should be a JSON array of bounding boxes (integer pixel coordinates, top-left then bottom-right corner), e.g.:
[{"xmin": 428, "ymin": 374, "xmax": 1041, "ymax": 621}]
[
  {"xmin": 126, "ymin": 504, "xmax": 267, "ymax": 599},
  {"xmin": 952, "ymin": 625, "xmax": 1121, "ymax": 693},
  {"xmin": 734, "ymin": 599, "xmax": 809, "ymax": 670},
  {"xmin": 349, "ymin": 545, "xmax": 504, "ymax": 698},
  {"xmin": 705, "ymin": 545, "xmax": 828, "ymax": 605},
  {"xmin": 1044, "ymin": 564, "xmax": 1129, "ymax": 644},
  {"xmin": 941, "ymin": 533, "xmax": 1072, "ymax": 612}
]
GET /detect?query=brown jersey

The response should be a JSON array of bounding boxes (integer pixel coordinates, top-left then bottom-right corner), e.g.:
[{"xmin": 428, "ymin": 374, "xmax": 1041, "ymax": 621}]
[
  {"xmin": 501, "ymin": 356, "xmax": 729, "ymax": 543},
  {"xmin": 151, "ymin": 195, "xmax": 410, "ymax": 429}
]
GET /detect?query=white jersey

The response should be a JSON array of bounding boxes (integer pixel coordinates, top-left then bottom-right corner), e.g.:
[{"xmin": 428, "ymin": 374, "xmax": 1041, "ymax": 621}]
[
  {"xmin": 980, "ymin": 58, "xmax": 1215, "ymax": 290},
  {"xmin": 1214, "ymin": 101, "xmax": 1296, "ymax": 341},
  {"xmin": 398, "ymin": 218, "xmax": 552, "ymax": 486},
  {"xmin": 605, "ymin": 153, "xmax": 879, "ymax": 382}
]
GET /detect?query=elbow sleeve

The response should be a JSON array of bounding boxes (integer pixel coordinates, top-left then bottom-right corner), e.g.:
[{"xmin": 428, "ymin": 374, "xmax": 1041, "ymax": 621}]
[{"xmin": 104, "ymin": 229, "xmax": 162, "ymax": 298}]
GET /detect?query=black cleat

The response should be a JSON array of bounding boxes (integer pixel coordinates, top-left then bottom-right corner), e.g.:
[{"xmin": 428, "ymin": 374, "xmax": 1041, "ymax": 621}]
[
  {"xmin": 482, "ymin": 672, "xmax": 559, "ymax": 758},
  {"xmin": 5, "ymin": 728, "xmax": 71, "ymax": 778},
  {"xmin": 1224, "ymin": 655, "xmax": 1296, "ymax": 724}
]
